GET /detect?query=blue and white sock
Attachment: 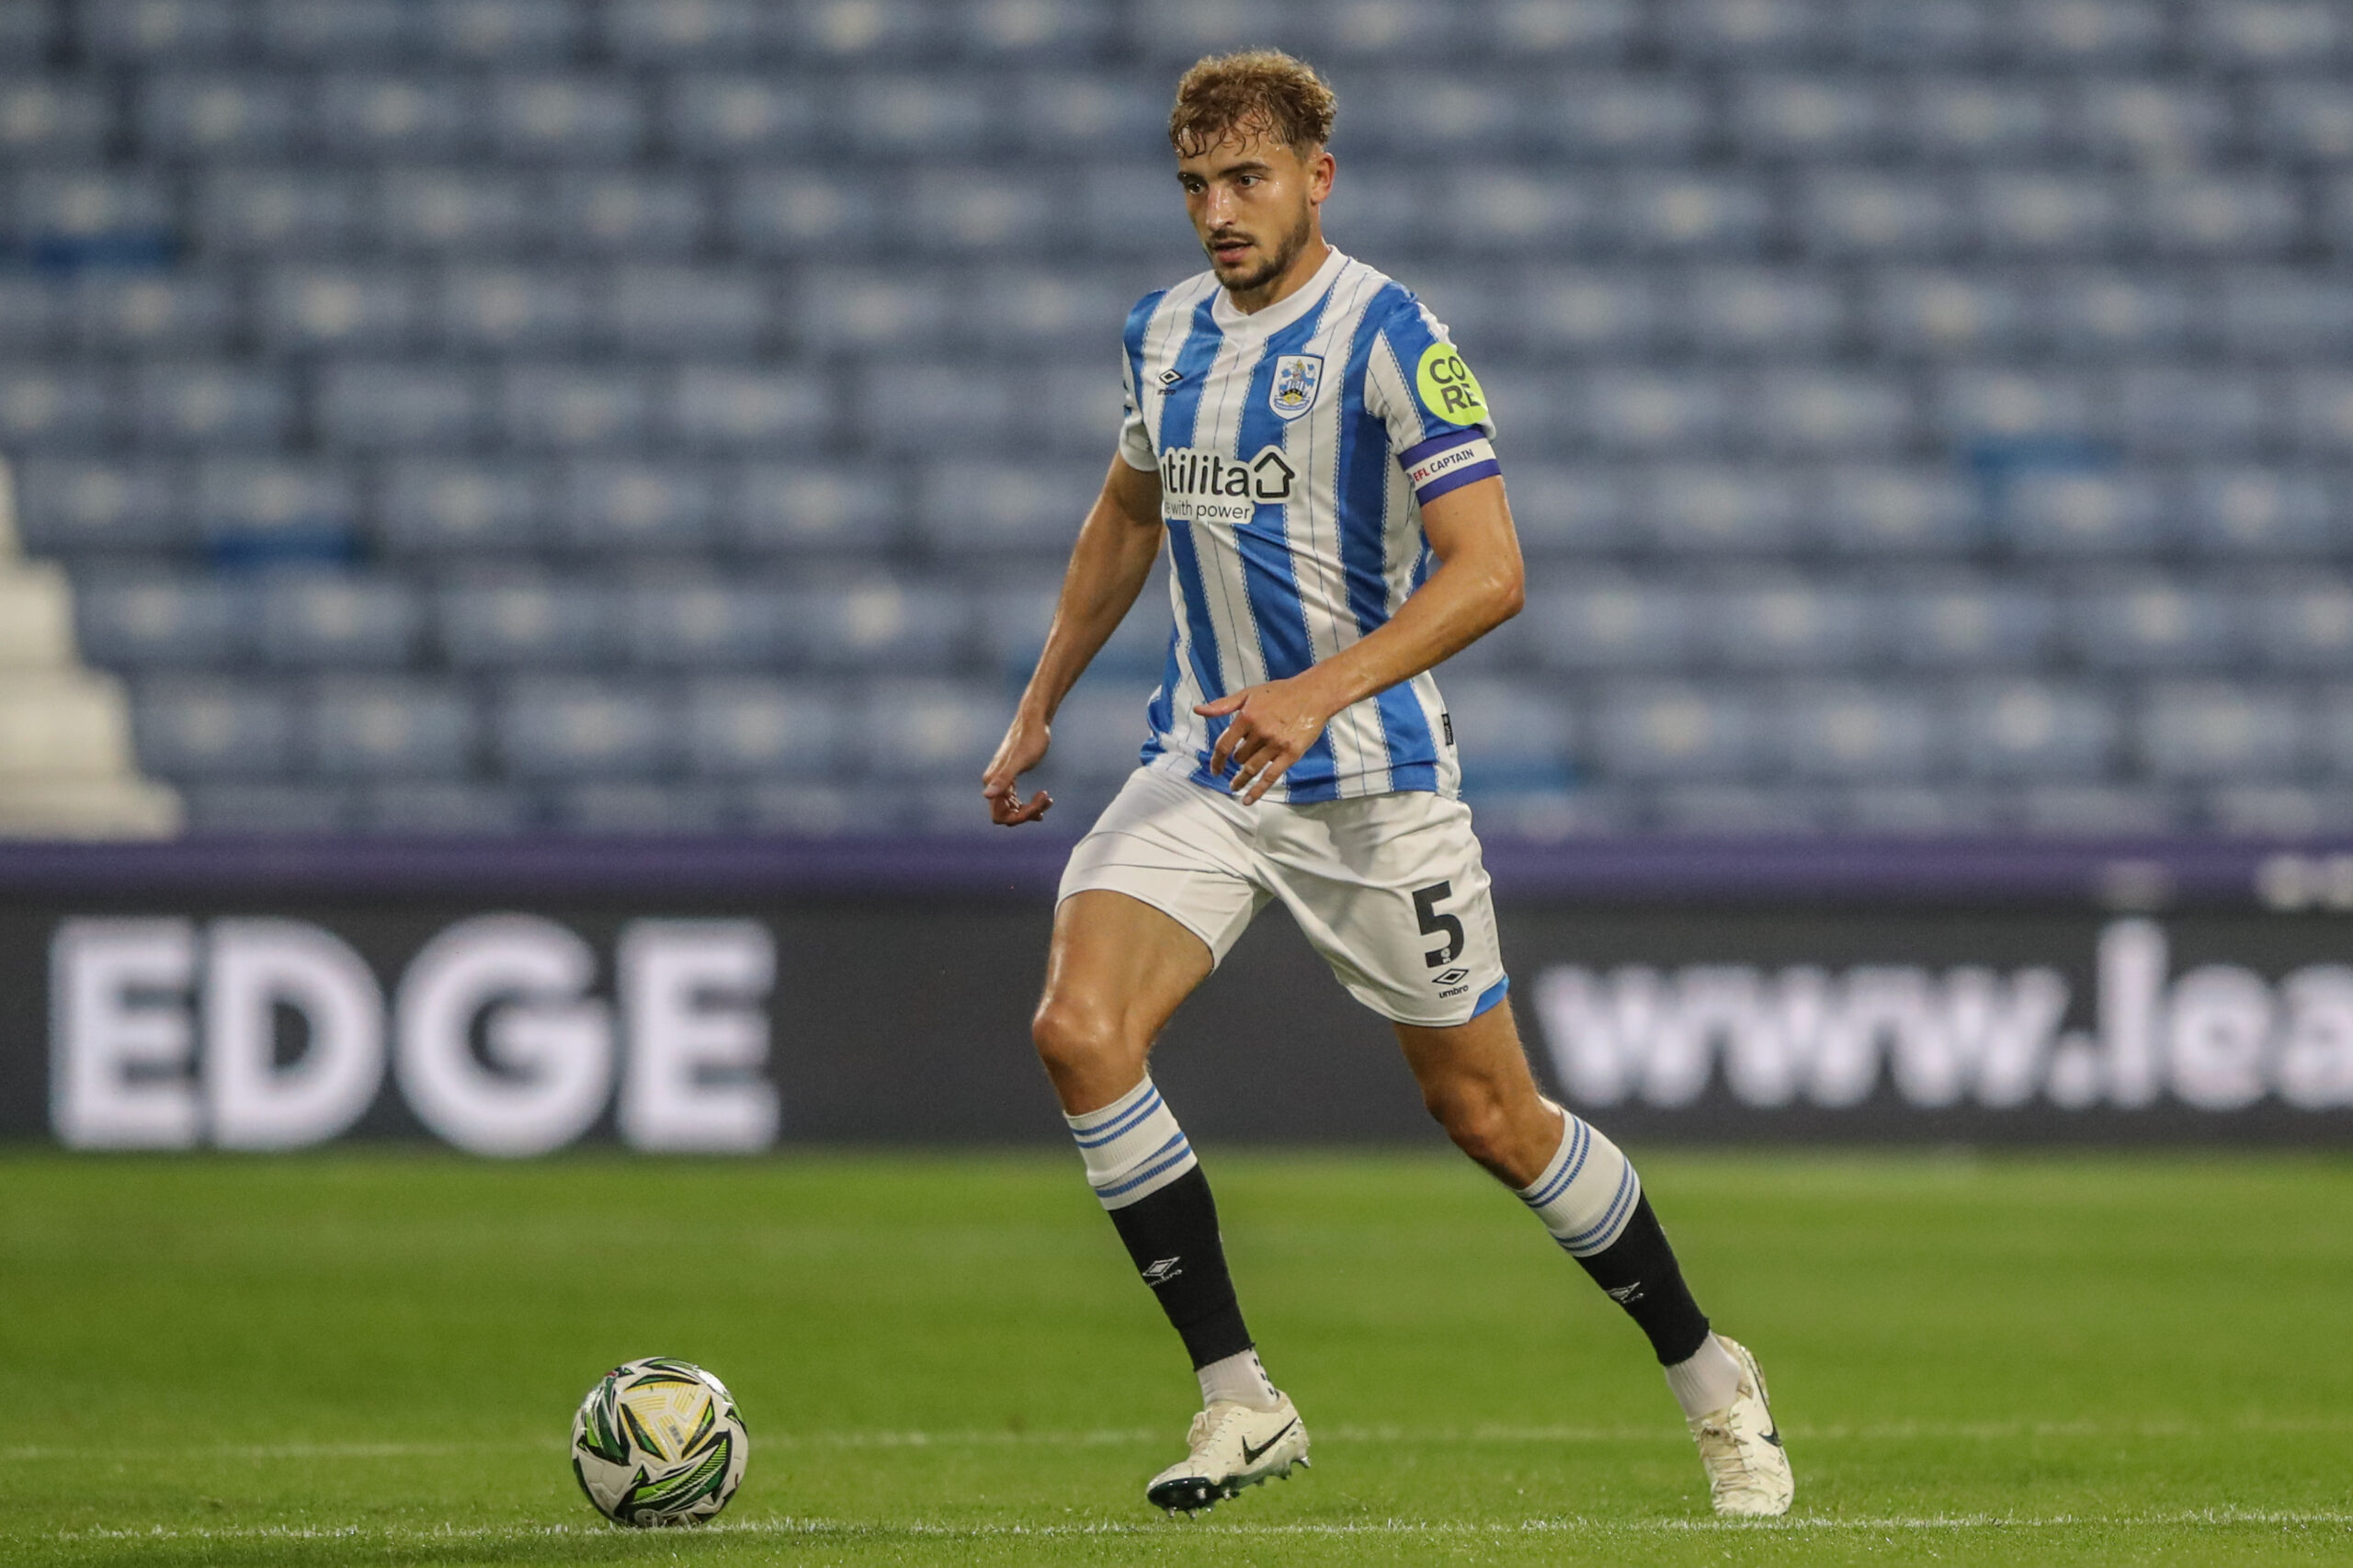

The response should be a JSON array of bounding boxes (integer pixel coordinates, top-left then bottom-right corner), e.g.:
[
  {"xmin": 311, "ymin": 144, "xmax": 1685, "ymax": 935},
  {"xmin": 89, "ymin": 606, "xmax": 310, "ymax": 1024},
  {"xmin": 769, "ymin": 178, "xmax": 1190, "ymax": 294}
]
[
  {"xmin": 1517, "ymin": 1101, "xmax": 1643, "ymax": 1258},
  {"xmin": 1064, "ymin": 1076, "xmax": 1199, "ymax": 1211}
]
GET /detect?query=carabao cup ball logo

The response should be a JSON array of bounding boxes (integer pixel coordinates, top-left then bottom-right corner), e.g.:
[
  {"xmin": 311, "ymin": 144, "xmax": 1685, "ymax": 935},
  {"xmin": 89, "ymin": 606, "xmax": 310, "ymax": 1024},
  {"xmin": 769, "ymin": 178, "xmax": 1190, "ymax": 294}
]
[
  {"xmin": 1416, "ymin": 342, "xmax": 1487, "ymax": 424},
  {"xmin": 1268, "ymin": 354, "xmax": 1324, "ymax": 420}
]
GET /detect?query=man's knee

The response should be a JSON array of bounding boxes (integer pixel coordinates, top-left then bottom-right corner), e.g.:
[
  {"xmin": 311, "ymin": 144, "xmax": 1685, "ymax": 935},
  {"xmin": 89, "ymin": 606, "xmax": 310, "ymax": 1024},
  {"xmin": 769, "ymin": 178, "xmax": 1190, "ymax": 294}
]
[
  {"xmin": 1423, "ymin": 1077, "xmax": 1517, "ymax": 1167},
  {"xmin": 1032, "ymin": 995, "xmax": 1131, "ymax": 1079}
]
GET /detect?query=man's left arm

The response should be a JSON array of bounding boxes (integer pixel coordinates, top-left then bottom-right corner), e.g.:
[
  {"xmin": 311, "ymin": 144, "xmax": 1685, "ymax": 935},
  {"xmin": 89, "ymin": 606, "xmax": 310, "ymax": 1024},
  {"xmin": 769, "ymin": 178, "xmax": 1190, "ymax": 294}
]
[{"xmin": 1197, "ymin": 475, "xmax": 1525, "ymax": 801}]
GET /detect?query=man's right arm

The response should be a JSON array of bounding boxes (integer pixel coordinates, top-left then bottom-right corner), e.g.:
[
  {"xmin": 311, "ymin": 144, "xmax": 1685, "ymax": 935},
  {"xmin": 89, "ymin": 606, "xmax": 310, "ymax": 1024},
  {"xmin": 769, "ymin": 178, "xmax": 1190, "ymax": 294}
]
[{"xmin": 980, "ymin": 456, "xmax": 1165, "ymax": 825}]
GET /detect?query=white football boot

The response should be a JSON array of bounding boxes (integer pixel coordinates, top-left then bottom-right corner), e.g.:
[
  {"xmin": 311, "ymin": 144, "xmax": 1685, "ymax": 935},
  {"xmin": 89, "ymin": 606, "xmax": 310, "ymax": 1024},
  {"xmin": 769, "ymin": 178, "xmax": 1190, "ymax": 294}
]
[
  {"xmin": 1686, "ymin": 1335, "xmax": 1792, "ymax": 1517},
  {"xmin": 1145, "ymin": 1394, "xmax": 1310, "ymax": 1515}
]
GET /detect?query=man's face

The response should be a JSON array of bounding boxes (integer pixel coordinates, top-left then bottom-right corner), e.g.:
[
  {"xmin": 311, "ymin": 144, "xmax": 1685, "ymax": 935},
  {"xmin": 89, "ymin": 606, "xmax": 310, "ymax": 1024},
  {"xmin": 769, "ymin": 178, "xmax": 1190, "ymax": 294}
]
[{"xmin": 1176, "ymin": 126, "xmax": 1332, "ymax": 296}]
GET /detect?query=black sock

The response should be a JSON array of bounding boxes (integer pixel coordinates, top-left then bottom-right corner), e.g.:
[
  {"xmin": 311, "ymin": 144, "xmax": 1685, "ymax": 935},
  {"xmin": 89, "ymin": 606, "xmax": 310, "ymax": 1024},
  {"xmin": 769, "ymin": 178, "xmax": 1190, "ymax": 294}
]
[
  {"xmin": 1104, "ymin": 1165, "xmax": 1254, "ymax": 1369},
  {"xmin": 1573, "ymin": 1195, "xmax": 1712, "ymax": 1366}
]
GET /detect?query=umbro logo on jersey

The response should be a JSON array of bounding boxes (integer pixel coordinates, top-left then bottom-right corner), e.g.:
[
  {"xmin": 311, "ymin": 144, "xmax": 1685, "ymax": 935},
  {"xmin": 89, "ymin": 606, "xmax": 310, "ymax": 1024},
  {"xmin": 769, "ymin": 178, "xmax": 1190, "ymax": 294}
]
[
  {"xmin": 1157, "ymin": 445, "xmax": 1296, "ymax": 522},
  {"xmin": 1157, "ymin": 368, "xmax": 1184, "ymax": 386}
]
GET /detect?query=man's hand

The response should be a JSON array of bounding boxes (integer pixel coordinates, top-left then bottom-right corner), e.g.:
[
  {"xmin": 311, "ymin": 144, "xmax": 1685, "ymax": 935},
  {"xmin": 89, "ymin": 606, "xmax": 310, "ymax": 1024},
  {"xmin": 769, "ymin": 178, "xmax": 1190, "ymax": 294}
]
[
  {"xmin": 981, "ymin": 709, "xmax": 1054, "ymax": 826},
  {"xmin": 1196, "ymin": 674, "xmax": 1338, "ymax": 804}
]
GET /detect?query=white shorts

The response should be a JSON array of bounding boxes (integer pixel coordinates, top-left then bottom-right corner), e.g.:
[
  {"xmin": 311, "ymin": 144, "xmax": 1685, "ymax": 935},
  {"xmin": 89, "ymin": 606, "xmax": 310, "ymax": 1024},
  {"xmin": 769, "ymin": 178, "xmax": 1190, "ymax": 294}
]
[{"xmin": 1058, "ymin": 767, "xmax": 1510, "ymax": 1028}]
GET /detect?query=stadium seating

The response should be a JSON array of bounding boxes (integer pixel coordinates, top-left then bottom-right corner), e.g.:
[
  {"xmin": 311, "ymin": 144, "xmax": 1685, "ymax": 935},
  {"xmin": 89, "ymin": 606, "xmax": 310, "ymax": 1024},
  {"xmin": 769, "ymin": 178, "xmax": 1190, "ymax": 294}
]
[{"xmin": 6, "ymin": 0, "xmax": 2353, "ymax": 838}]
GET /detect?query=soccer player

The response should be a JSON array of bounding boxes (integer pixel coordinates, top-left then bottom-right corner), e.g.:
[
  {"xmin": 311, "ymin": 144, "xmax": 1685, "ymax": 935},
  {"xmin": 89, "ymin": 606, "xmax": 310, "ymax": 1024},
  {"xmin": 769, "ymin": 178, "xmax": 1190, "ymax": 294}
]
[{"xmin": 980, "ymin": 51, "xmax": 1793, "ymax": 1519}]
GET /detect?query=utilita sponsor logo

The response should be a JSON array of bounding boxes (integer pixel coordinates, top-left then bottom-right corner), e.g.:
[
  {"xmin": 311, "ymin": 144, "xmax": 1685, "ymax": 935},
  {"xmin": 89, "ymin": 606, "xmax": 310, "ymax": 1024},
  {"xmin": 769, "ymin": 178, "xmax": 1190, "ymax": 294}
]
[
  {"xmin": 49, "ymin": 915, "xmax": 779, "ymax": 1154},
  {"xmin": 1531, "ymin": 920, "xmax": 2353, "ymax": 1113},
  {"xmin": 1157, "ymin": 444, "xmax": 1295, "ymax": 526}
]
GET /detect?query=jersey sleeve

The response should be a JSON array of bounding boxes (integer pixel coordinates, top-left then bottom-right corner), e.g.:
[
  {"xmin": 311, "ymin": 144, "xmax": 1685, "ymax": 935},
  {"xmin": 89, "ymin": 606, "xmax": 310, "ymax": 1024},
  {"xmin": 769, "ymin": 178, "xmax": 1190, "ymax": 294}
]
[
  {"xmin": 1116, "ymin": 350, "xmax": 1156, "ymax": 472},
  {"xmin": 1367, "ymin": 293, "xmax": 1503, "ymax": 506}
]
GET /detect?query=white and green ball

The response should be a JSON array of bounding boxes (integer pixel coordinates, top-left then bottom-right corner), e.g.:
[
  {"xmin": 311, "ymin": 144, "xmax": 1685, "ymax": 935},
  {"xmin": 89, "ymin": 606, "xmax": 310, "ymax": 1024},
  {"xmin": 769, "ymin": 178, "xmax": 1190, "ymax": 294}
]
[{"xmin": 570, "ymin": 1358, "xmax": 748, "ymax": 1526}]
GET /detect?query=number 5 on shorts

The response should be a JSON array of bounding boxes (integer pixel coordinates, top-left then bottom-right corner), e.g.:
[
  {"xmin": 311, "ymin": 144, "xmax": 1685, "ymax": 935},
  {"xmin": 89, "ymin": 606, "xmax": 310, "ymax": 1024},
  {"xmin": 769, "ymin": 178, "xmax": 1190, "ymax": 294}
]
[{"xmin": 1414, "ymin": 881, "xmax": 1464, "ymax": 969}]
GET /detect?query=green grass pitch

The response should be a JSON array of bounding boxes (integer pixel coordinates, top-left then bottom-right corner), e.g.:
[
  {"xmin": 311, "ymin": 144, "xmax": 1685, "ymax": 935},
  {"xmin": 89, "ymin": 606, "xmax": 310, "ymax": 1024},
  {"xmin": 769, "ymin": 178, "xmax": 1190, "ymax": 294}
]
[{"xmin": 2, "ymin": 1147, "xmax": 2347, "ymax": 1567}]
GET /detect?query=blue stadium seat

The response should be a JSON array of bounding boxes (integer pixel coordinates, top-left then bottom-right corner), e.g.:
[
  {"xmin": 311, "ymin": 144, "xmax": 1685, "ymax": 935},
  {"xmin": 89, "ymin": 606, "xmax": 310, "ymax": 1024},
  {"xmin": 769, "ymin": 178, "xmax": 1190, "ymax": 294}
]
[
  {"xmin": 132, "ymin": 365, "xmax": 289, "ymax": 449},
  {"xmin": 1655, "ymin": 0, "xmax": 1829, "ymax": 62},
  {"xmin": 972, "ymin": 568, "xmax": 1172, "ymax": 678},
  {"xmin": 81, "ymin": 0, "xmax": 247, "ymax": 62},
  {"xmin": 1501, "ymin": 463, "xmax": 1634, "ymax": 556},
  {"xmin": 1483, "ymin": 0, "xmax": 1638, "ymax": 59},
  {"xmin": 957, "ymin": 0, "xmax": 1117, "ymax": 61},
  {"xmin": 2256, "ymin": 80, "xmax": 2353, "ymax": 162},
  {"xmin": 2183, "ymin": 468, "xmax": 2337, "ymax": 557},
  {"xmin": 9, "ymin": 170, "xmax": 175, "ymax": 262},
  {"xmin": 2069, "ymin": 576, "xmax": 2237, "ymax": 672},
  {"xmin": 0, "ymin": 367, "xmax": 114, "ymax": 450},
  {"xmin": 0, "ymin": 78, "xmax": 114, "ymax": 162},
  {"xmin": 552, "ymin": 461, "xmax": 718, "ymax": 554},
  {"xmin": 784, "ymin": 0, "xmax": 938, "ymax": 62},
  {"xmin": 316, "ymin": 362, "xmax": 481, "ymax": 451},
  {"xmin": 1036, "ymin": 685, "xmax": 1154, "ymax": 783},
  {"xmin": 256, "ymin": 573, "xmax": 422, "ymax": 669},
  {"xmin": 1843, "ymin": 0, "xmax": 1991, "ymax": 65},
  {"xmin": 2039, "ymin": 269, "xmax": 2194, "ymax": 358},
  {"xmin": 1613, "ymin": 174, "xmax": 1771, "ymax": 257},
  {"xmin": 551, "ymin": 782, "xmax": 734, "ymax": 835},
  {"xmin": 195, "ymin": 167, "xmax": 361, "ymax": 256},
  {"xmin": 552, "ymin": 172, "xmax": 706, "ymax": 256},
  {"xmin": 856, "ymin": 360, "xmax": 1011, "ymax": 453},
  {"xmin": 69, "ymin": 275, "xmax": 235, "ymax": 355},
  {"xmin": 1302, "ymin": 0, "xmax": 1464, "ymax": 58},
  {"xmin": 436, "ymin": 266, "xmax": 588, "ymax": 352},
  {"xmin": 486, "ymin": 75, "xmax": 644, "ymax": 163},
  {"xmin": 781, "ymin": 578, "xmax": 968, "ymax": 673},
  {"xmin": 1744, "ymin": 369, "xmax": 1913, "ymax": 456},
  {"xmin": 2002, "ymin": 471, "xmax": 2171, "ymax": 557},
  {"xmin": 2204, "ymin": 785, "xmax": 2353, "ymax": 838},
  {"xmin": 604, "ymin": 0, "xmax": 770, "ymax": 62},
  {"xmin": 1013, "ymin": 74, "xmax": 1164, "ymax": 158},
  {"xmin": 308, "ymin": 678, "xmax": 479, "ymax": 778},
  {"xmin": 255, "ymin": 0, "xmax": 419, "ymax": 62},
  {"xmin": 1077, "ymin": 162, "xmax": 1199, "ymax": 258},
  {"xmin": 1677, "ymin": 267, "xmax": 1843, "ymax": 357},
  {"xmin": 1834, "ymin": 783, "xmax": 1999, "ymax": 835},
  {"xmin": 76, "ymin": 573, "xmax": 250, "ymax": 667},
  {"xmin": 1593, "ymin": 680, "xmax": 1760, "ymax": 781},
  {"xmin": 0, "ymin": 277, "xmax": 60, "ymax": 353},
  {"xmin": 1817, "ymin": 467, "xmax": 1981, "ymax": 556},
  {"xmin": 2287, "ymin": 371, "xmax": 2353, "ymax": 455},
  {"xmin": 496, "ymin": 677, "xmax": 679, "ymax": 779},
  {"xmin": 1901, "ymin": 79, "xmax": 2059, "ymax": 164},
  {"xmin": 1440, "ymin": 676, "xmax": 1577, "ymax": 791},
  {"xmin": 1954, "ymin": 679, "xmax": 2120, "ymax": 780},
  {"xmin": 256, "ymin": 267, "xmax": 420, "ymax": 353},
  {"xmin": 2114, "ymin": 368, "xmax": 2269, "ymax": 457},
  {"xmin": 2070, "ymin": 81, "xmax": 2228, "ymax": 165},
  {"xmin": 181, "ymin": 783, "xmax": 356, "ymax": 835},
  {"xmin": 605, "ymin": 267, "xmax": 769, "ymax": 357},
  {"xmin": 858, "ymin": 678, "xmax": 1006, "ymax": 781},
  {"xmin": 1568, "ymin": 369, "xmax": 1731, "ymax": 454},
  {"xmin": 1325, "ymin": 159, "xmax": 1435, "ymax": 259},
  {"xmin": 137, "ymin": 73, "xmax": 301, "ymax": 160},
  {"xmin": 0, "ymin": 0, "xmax": 48, "ymax": 55},
  {"xmin": 438, "ymin": 578, "xmax": 615, "ymax": 668},
  {"xmin": 970, "ymin": 267, "xmax": 1142, "ymax": 356},
  {"xmin": 1513, "ymin": 268, "xmax": 1659, "ymax": 357},
  {"xmin": 1796, "ymin": 172, "xmax": 1965, "ymax": 258},
  {"xmin": 620, "ymin": 581, "xmax": 790, "ymax": 667},
  {"xmin": 500, "ymin": 365, "xmax": 649, "ymax": 450},
  {"xmin": 914, "ymin": 461, "xmax": 1098, "ymax": 554},
  {"xmin": 1345, "ymin": 74, "xmax": 1518, "ymax": 160},
  {"xmin": 1636, "ymin": 465, "xmax": 1802, "ymax": 554},
  {"xmin": 1702, "ymin": 580, "xmax": 1878, "ymax": 671},
  {"xmin": 683, "ymin": 678, "xmax": 846, "ymax": 778},
  {"xmin": 358, "ymin": 781, "xmax": 536, "ymax": 835},
  {"xmin": 789, "ymin": 270, "xmax": 949, "ymax": 355},
  {"xmin": 1133, "ymin": 0, "xmax": 1290, "ymax": 60},
  {"xmin": 2242, "ymin": 580, "xmax": 2353, "ymax": 670},
  {"xmin": 2013, "ymin": 0, "xmax": 2168, "ymax": 62},
  {"xmin": 1888, "ymin": 578, "xmax": 2057, "ymax": 669},
  {"xmin": 1474, "ymin": 369, "xmax": 1574, "ymax": 448},
  {"xmin": 737, "ymin": 781, "xmax": 862, "ymax": 836},
  {"xmin": 426, "ymin": 0, "xmax": 584, "ymax": 63},
  {"xmin": 1444, "ymin": 173, "xmax": 1599, "ymax": 256},
  {"xmin": 1653, "ymin": 785, "xmax": 1830, "ymax": 836},
  {"xmin": 375, "ymin": 167, "xmax": 533, "ymax": 255},
  {"xmin": 1466, "ymin": 785, "xmax": 1639, "ymax": 840},
  {"xmin": 662, "ymin": 74, "xmax": 820, "ymax": 159},
  {"xmin": 725, "ymin": 461, "xmax": 906, "ymax": 555},
  {"xmin": 1524, "ymin": 78, "xmax": 1708, "ymax": 162},
  {"xmin": 1930, "ymin": 368, "xmax": 2097, "ymax": 443},
  {"xmin": 379, "ymin": 460, "xmax": 546, "ymax": 554},
  {"xmin": 1775, "ymin": 681, "xmax": 1938, "ymax": 782},
  {"xmin": 1974, "ymin": 174, "xmax": 2124, "ymax": 257},
  {"xmin": 2139, "ymin": 681, "xmax": 2306, "ymax": 783},
  {"xmin": 15, "ymin": 460, "xmax": 189, "ymax": 555},
  {"xmin": 842, "ymin": 74, "xmax": 992, "ymax": 157},
  {"xmin": 2214, "ymin": 270, "xmax": 2353, "ymax": 359},
  {"xmin": 1525, "ymin": 579, "xmax": 1693, "ymax": 671},
  {"xmin": 195, "ymin": 460, "xmax": 358, "ymax": 558},
  {"xmin": 1866, "ymin": 270, "xmax": 2030, "ymax": 357},
  {"xmin": 2189, "ymin": 1, "xmax": 2347, "ymax": 68},
  {"xmin": 2139, "ymin": 176, "xmax": 2302, "ymax": 259},
  {"xmin": 670, "ymin": 366, "xmax": 828, "ymax": 449},
  {"xmin": 2012, "ymin": 784, "xmax": 2183, "ymax": 836},
  {"xmin": 727, "ymin": 171, "xmax": 886, "ymax": 256},
  {"xmin": 313, "ymin": 74, "xmax": 480, "ymax": 160},
  {"xmin": 1728, "ymin": 75, "xmax": 1884, "ymax": 161},
  {"xmin": 131, "ymin": 675, "xmax": 295, "ymax": 778}
]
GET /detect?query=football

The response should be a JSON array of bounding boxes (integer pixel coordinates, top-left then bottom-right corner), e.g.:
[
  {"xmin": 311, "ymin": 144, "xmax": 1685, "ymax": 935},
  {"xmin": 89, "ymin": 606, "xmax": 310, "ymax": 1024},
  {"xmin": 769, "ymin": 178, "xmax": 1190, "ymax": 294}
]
[{"xmin": 569, "ymin": 1358, "xmax": 748, "ymax": 1527}]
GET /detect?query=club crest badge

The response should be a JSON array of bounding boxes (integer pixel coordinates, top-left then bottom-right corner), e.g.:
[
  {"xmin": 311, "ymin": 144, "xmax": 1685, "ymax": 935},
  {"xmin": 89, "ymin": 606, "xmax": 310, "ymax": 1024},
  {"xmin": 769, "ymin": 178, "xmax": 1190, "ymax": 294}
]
[{"xmin": 1268, "ymin": 355, "xmax": 1324, "ymax": 420}]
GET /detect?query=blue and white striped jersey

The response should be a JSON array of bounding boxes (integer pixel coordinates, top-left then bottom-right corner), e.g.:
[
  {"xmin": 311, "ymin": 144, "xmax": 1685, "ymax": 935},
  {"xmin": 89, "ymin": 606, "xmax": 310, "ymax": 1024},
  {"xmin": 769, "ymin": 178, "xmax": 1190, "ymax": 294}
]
[{"xmin": 1115, "ymin": 246, "xmax": 1502, "ymax": 803}]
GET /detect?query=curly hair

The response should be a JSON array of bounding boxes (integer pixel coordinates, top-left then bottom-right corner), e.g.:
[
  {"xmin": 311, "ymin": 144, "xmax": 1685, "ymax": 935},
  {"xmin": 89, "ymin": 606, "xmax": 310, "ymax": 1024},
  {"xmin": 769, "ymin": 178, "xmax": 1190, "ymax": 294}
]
[{"xmin": 1168, "ymin": 49, "xmax": 1337, "ymax": 157}]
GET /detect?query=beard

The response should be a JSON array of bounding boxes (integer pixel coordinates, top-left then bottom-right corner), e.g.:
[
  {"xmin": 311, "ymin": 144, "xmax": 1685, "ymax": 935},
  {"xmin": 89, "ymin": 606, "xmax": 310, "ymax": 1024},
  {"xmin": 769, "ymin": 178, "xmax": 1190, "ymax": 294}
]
[{"xmin": 1209, "ymin": 202, "xmax": 1314, "ymax": 295}]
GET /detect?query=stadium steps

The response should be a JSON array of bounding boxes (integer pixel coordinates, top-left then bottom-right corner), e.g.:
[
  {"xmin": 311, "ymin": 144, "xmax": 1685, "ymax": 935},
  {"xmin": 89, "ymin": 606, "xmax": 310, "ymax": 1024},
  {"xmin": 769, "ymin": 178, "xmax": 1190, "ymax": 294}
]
[{"xmin": 0, "ymin": 460, "xmax": 181, "ymax": 839}]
